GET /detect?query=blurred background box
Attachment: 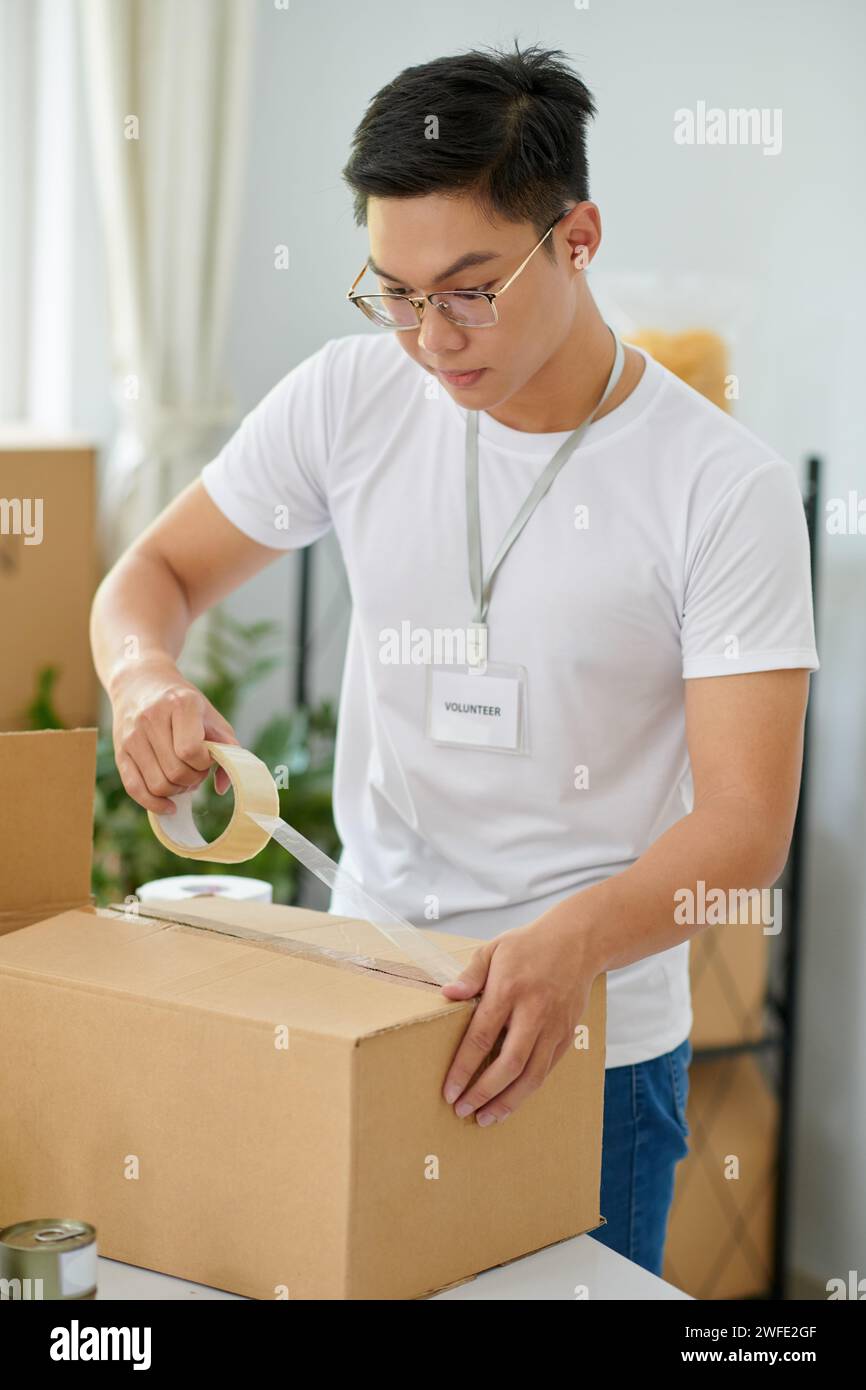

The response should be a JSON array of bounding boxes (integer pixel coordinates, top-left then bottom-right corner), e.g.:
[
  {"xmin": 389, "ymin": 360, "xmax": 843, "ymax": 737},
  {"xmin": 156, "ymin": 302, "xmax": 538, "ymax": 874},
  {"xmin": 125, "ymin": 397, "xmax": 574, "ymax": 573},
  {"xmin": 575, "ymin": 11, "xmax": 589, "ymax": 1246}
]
[
  {"xmin": 690, "ymin": 920, "xmax": 771, "ymax": 1048},
  {"xmin": 664, "ymin": 1052, "xmax": 779, "ymax": 1299},
  {"xmin": 0, "ymin": 431, "xmax": 98, "ymax": 730}
]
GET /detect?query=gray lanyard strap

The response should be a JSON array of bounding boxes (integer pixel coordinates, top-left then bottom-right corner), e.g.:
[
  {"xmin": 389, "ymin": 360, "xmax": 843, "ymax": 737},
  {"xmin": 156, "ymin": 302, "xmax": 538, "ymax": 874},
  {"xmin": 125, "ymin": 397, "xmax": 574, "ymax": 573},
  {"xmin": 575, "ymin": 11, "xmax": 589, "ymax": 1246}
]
[{"xmin": 465, "ymin": 325, "xmax": 625, "ymax": 628}]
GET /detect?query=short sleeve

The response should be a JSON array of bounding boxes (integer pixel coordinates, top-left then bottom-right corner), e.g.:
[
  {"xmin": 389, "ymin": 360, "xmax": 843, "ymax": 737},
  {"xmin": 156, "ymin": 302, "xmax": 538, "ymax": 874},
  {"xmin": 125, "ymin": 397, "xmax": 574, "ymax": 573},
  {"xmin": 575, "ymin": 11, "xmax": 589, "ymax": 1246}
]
[
  {"xmin": 200, "ymin": 339, "xmax": 335, "ymax": 550},
  {"xmin": 681, "ymin": 459, "xmax": 820, "ymax": 678}
]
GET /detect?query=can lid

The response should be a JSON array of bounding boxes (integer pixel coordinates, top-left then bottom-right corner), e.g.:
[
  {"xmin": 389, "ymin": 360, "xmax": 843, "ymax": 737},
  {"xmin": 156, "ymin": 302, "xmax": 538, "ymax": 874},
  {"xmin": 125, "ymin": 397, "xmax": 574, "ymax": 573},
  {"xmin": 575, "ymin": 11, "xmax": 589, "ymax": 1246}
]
[{"xmin": 0, "ymin": 1219, "xmax": 95, "ymax": 1251}]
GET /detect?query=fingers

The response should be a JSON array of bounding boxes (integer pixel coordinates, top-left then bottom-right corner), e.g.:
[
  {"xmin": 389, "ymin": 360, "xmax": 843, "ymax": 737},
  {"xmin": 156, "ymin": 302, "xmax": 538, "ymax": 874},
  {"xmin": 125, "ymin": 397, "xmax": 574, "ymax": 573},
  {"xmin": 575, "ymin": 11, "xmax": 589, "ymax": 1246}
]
[
  {"xmin": 470, "ymin": 1034, "xmax": 557, "ymax": 1127},
  {"xmin": 114, "ymin": 682, "xmax": 238, "ymax": 812},
  {"xmin": 169, "ymin": 695, "xmax": 213, "ymax": 777},
  {"xmin": 130, "ymin": 694, "xmax": 209, "ymax": 793},
  {"xmin": 202, "ymin": 702, "xmax": 239, "ymax": 746},
  {"xmin": 117, "ymin": 724, "xmax": 195, "ymax": 812},
  {"xmin": 202, "ymin": 703, "xmax": 240, "ymax": 796},
  {"xmin": 115, "ymin": 749, "xmax": 178, "ymax": 815},
  {"xmin": 449, "ymin": 1013, "xmax": 551, "ymax": 1123},
  {"xmin": 442, "ymin": 988, "xmax": 509, "ymax": 1106},
  {"xmin": 440, "ymin": 942, "xmax": 492, "ymax": 1001}
]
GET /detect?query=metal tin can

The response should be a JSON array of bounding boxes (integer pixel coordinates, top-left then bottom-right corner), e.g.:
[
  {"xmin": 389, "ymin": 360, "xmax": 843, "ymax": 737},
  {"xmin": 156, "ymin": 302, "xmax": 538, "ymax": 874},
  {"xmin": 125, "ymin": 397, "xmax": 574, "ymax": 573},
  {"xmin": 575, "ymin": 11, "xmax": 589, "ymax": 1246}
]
[{"xmin": 0, "ymin": 1220, "xmax": 97, "ymax": 1300}]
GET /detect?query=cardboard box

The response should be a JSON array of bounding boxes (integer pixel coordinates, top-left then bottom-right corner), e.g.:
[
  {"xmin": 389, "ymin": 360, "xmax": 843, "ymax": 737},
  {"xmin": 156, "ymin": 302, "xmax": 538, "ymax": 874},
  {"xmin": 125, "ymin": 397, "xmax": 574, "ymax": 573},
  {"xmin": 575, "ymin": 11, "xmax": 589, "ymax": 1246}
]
[
  {"xmin": 0, "ymin": 728, "xmax": 97, "ymax": 937},
  {"xmin": 0, "ymin": 730, "xmax": 607, "ymax": 1300},
  {"xmin": 689, "ymin": 922, "xmax": 770, "ymax": 1048},
  {"xmin": 663, "ymin": 1053, "xmax": 778, "ymax": 1299},
  {"xmin": 0, "ymin": 433, "xmax": 98, "ymax": 730},
  {"xmin": 689, "ymin": 911, "xmax": 773, "ymax": 1049}
]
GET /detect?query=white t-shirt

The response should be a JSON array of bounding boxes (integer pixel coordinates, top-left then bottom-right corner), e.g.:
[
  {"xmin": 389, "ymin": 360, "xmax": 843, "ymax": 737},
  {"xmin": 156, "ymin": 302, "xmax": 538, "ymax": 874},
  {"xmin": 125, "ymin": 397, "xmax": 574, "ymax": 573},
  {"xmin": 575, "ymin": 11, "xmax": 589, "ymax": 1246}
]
[{"xmin": 201, "ymin": 331, "xmax": 820, "ymax": 1067}]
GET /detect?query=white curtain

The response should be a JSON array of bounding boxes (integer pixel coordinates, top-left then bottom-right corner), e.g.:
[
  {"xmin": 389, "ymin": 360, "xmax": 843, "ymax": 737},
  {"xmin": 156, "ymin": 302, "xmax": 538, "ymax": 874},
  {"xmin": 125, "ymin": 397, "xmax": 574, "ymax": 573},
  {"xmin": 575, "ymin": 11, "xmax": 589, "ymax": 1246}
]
[
  {"xmin": 77, "ymin": 0, "xmax": 256, "ymax": 558},
  {"xmin": 0, "ymin": 0, "xmax": 78, "ymax": 427}
]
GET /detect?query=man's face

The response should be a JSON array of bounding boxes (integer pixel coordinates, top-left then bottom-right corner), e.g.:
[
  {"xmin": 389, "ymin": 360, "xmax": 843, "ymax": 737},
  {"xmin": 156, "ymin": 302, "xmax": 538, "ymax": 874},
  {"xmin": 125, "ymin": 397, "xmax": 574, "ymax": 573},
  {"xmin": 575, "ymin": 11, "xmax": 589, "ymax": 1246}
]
[{"xmin": 365, "ymin": 194, "xmax": 578, "ymax": 411}]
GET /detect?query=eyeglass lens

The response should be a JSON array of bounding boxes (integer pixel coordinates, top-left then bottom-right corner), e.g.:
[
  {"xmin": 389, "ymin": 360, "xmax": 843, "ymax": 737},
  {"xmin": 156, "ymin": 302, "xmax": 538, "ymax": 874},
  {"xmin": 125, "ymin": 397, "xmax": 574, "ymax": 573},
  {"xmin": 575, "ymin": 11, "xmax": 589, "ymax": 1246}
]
[{"xmin": 356, "ymin": 293, "xmax": 496, "ymax": 329}]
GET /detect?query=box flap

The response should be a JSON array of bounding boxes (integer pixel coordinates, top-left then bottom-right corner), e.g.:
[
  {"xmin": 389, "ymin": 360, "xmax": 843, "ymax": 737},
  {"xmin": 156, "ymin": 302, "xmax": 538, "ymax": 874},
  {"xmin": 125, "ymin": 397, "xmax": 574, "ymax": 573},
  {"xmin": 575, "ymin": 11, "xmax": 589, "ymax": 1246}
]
[
  {"xmin": 0, "ymin": 729, "xmax": 96, "ymax": 931},
  {"xmin": 0, "ymin": 902, "xmax": 477, "ymax": 1042}
]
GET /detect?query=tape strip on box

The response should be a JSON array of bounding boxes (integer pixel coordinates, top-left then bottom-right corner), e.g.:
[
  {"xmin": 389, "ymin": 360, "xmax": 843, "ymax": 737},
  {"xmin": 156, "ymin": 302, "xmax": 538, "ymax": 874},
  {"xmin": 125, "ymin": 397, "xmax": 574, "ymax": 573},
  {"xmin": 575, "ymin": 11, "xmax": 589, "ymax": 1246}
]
[{"xmin": 148, "ymin": 741, "xmax": 462, "ymax": 986}]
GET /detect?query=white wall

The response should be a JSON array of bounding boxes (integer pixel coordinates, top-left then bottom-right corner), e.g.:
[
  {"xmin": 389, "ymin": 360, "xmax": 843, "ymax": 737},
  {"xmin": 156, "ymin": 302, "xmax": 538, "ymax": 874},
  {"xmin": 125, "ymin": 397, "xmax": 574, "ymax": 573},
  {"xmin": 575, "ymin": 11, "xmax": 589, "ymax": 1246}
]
[{"xmin": 66, "ymin": 0, "xmax": 864, "ymax": 1289}]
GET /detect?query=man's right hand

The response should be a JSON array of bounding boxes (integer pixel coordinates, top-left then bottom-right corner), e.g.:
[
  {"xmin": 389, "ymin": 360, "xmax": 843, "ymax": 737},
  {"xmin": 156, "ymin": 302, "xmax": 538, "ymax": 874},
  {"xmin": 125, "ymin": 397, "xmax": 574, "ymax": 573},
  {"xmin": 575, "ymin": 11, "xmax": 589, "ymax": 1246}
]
[{"xmin": 109, "ymin": 656, "xmax": 240, "ymax": 814}]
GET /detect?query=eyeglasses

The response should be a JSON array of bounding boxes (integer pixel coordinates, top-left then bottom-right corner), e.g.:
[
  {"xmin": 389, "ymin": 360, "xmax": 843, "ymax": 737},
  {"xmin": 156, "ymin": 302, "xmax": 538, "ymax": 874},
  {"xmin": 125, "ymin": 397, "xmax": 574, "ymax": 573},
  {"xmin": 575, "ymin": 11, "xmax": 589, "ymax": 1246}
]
[{"xmin": 346, "ymin": 211, "xmax": 569, "ymax": 330}]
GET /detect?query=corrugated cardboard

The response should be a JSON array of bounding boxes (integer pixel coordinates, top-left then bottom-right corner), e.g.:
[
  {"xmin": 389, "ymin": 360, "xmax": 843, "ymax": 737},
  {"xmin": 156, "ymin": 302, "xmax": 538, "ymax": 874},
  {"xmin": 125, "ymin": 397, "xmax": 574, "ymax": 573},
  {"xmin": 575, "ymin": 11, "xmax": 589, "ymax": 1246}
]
[
  {"xmin": 0, "ymin": 434, "xmax": 98, "ymax": 730},
  {"xmin": 0, "ymin": 728, "xmax": 97, "ymax": 936},
  {"xmin": 664, "ymin": 1053, "xmax": 778, "ymax": 1299},
  {"xmin": 689, "ymin": 875, "xmax": 784, "ymax": 1048},
  {"xmin": 689, "ymin": 922, "xmax": 770, "ymax": 1048},
  {"xmin": 0, "ymin": 730, "xmax": 607, "ymax": 1300}
]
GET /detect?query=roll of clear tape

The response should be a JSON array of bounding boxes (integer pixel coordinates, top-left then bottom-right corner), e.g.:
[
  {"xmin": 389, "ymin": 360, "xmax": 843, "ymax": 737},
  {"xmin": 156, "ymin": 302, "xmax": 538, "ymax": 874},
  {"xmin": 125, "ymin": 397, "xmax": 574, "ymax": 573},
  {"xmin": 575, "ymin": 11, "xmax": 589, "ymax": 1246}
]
[
  {"xmin": 147, "ymin": 742, "xmax": 279, "ymax": 863},
  {"xmin": 147, "ymin": 741, "xmax": 462, "ymax": 985}
]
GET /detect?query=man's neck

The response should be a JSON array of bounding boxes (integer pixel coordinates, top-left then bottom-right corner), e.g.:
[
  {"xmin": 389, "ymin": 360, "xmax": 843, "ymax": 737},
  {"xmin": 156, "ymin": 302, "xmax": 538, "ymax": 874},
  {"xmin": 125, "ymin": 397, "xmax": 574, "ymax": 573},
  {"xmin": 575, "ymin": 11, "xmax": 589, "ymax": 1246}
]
[{"xmin": 484, "ymin": 307, "xmax": 645, "ymax": 434}]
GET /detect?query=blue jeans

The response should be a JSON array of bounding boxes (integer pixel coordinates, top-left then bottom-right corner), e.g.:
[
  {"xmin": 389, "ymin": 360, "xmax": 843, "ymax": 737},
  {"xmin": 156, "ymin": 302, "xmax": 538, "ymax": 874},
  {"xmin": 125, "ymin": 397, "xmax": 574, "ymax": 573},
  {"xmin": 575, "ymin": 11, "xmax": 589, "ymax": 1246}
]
[{"xmin": 588, "ymin": 1036, "xmax": 692, "ymax": 1276}]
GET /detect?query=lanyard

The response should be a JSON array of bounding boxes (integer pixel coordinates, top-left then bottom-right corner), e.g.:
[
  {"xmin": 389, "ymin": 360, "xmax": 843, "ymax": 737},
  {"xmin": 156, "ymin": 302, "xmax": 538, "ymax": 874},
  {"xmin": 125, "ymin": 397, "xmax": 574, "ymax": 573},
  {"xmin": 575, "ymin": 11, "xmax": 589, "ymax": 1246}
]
[{"xmin": 465, "ymin": 325, "xmax": 625, "ymax": 635}]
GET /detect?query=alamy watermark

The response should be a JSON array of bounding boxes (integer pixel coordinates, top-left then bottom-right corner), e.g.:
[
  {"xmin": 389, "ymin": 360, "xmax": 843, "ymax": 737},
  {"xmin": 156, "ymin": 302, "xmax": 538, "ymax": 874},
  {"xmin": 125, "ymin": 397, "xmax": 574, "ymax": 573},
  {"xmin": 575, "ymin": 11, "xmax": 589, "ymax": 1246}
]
[
  {"xmin": 674, "ymin": 881, "xmax": 783, "ymax": 935},
  {"xmin": 379, "ymin": 621, "xmax": 487, "ymax": 667},
  {"xmin": 674, "ymin": 102, "xmax": 782, "ymax": 156},
  {"xmin": 0, "ymin": 496, "xmax": 43, "ymax": 545},
  {"xmin": 0, "ymin": 1276, "xmax": 45, "ymax": 1299}
]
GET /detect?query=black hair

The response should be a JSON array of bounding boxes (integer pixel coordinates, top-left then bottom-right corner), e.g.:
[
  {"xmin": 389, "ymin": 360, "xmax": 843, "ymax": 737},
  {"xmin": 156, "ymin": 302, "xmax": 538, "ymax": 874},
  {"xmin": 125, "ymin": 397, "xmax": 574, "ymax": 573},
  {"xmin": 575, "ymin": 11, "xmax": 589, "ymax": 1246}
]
[{"xmin": 341, "ymin": 40, "xmax": 597, "ymax": 261}]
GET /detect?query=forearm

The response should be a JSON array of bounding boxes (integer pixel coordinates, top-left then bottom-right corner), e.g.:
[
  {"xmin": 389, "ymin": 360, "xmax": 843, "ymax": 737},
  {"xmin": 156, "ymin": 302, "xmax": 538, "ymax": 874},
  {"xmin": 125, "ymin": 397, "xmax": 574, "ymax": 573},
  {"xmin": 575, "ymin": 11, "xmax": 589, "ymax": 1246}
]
[
  {"xmin": 90, "ymin": 548, "xmax": 191, "ymax": 697},
  {"xmin": 544, "ymin": 794, "xmax": 788, "ymax": 978}
]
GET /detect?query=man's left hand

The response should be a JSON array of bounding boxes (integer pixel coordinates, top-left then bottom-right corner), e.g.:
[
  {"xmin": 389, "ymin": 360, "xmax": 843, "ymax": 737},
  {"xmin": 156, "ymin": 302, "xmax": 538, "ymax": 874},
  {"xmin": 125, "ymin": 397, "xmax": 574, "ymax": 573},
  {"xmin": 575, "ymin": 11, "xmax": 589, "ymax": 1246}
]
[{"xmin": 440, "ymin": 904, "xmax": 598, "ymax": 1126}]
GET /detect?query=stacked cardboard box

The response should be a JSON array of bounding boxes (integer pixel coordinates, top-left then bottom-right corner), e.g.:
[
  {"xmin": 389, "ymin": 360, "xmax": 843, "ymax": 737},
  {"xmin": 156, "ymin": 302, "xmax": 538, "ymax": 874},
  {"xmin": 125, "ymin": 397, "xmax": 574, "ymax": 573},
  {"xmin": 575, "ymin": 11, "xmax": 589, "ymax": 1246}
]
[
  {"xmin": 664, "ymin": 1053, "xmax": 778, "ymax": 1299},
  {"xmin": 0, "ymin": 433, "xmax": 98, "ymax": 731},
  {"xmin": 669, "ymin": 904, "xmax": 779, "ymax": 1297}
]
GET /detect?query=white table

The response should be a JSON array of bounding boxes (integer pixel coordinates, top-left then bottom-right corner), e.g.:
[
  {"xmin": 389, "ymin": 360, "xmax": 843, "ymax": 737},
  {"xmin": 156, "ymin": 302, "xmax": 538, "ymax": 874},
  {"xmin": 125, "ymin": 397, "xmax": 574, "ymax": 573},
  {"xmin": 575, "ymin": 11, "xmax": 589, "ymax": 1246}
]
[{"xmin": 95, "ymin": 1233, "xmax": 691, "ymax": 1301}]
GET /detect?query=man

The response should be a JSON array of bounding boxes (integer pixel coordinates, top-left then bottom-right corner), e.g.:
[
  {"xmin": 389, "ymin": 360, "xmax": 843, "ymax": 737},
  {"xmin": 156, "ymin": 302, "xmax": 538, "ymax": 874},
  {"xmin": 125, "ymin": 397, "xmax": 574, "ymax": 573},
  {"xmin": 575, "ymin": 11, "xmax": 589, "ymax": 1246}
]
[{"xmin": 91, "ymin": 42, "xmax": 819, "ymax": 1277}]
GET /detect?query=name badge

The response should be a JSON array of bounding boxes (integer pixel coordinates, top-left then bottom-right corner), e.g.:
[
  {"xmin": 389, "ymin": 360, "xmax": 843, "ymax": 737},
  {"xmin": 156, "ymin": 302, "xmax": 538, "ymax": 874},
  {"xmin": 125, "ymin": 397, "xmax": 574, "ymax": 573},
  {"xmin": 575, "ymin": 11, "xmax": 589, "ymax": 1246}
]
[{"xmin": 426, "ymin": 661, "xmax": 529, "ymax": 754}]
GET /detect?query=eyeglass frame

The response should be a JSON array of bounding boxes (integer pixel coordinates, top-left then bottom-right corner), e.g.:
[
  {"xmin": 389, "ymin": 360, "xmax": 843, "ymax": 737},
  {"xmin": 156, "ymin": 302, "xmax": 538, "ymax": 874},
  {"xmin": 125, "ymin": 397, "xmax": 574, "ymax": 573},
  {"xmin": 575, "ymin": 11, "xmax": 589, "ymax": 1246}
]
[{"xmin": 345, "ymin": 208, "xmax": 571, "ymax": 330}]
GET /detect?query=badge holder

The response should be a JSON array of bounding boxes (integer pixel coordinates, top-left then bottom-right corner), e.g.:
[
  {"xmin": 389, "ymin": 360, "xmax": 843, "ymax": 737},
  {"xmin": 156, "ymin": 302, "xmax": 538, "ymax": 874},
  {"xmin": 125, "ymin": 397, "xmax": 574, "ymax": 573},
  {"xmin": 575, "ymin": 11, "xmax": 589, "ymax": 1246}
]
[{"xmin": 425, "ymin": 624, "xmax": 530, "ymax": 755}]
